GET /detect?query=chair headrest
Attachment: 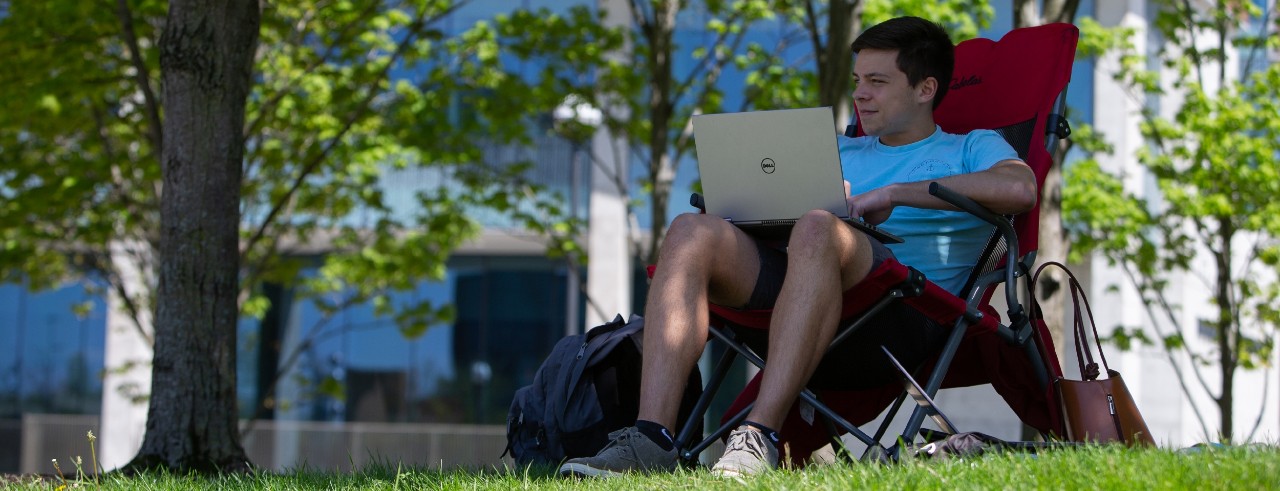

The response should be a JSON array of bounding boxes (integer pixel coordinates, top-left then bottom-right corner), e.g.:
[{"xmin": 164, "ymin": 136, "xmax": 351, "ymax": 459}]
[
  {"xmin": 936, "ymin": 23, "xmax": 1080, "ymax": 142},
  {"xmin": 935, "ymin": 23, "xmax": 1080, "ymax": 186}
]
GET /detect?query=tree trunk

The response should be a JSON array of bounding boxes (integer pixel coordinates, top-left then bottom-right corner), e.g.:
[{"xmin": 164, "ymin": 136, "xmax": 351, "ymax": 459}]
[
  {"xmin": 1215, "ymin": 223, "xmax": 1236, "ymax": 441},
  {"xmin": 1014, "ymin": 0, "xmax": 1079, "ymax": 441},
  {"xmin": 817, "ymin": 0, "xmax": 861, "ymax": 132},
  {"xmin": 1017, "ymin": 0, "xmax": 1081, "ymax": 25},
  {"xmin": 643, "ymin": 0, "xmax": 678, "ymax": 266},
  {"xmin": 1013, "ymin": 0, "xmax": 1081, "ymax": 373},
  {"xmin": 127, "ymin": 0, "xmax": 260, "ymax": 473}
]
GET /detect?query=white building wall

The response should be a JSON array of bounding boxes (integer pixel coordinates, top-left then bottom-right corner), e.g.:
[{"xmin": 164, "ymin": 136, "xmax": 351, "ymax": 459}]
[
  {"xmin": 99, "ymin": 240, "xmax": 153, "ymax": 471},
  {"xmin": 1086, "ymin": 0, "xmax": 1175, "ymax": 444},
  {"xmin": 583, "ymin": 0, "xmax": 635, "ymax": 330}
]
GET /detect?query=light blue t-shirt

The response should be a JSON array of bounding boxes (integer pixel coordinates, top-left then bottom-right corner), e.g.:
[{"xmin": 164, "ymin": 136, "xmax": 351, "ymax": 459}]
[{"xmin": 839, "ymin": 126, "xmax": 1020, "ymax": 295}]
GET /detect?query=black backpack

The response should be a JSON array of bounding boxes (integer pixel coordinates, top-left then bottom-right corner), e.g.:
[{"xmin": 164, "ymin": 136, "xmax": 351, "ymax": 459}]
[{"xmin": 504, "ymin": 314, "xmax": 702, "ymax": 467}]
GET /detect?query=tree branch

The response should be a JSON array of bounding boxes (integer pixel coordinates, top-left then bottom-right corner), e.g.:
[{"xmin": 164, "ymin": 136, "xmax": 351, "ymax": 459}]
[
  {"xmin": 803, "ymin": 0, "xmax": 824, "ymax": 60},
  {"xmin": 99, "ymin": 246, "xmax": 155, "ymax": 346},
  {"xmin": 91, "ymin": 98, "xmax": 153, "ymax": 224},
  {"xmin": 673, "ymin": 11, "xmax": 742, "ymax": 93},
  {"xmin": 1238, "ymin": 239, "xmax": 1267, "ymax": 287},
  {"xmin": 114, "ymin": 0, "xmax": 164, "ymax": 156},
  {"xmin": 240, "ymin": 293, "xmax": 369, "ymax": 437},
  {"xmin": 1119, "ymin": 261, "xmax": 1213, "ymax": 440},
  {"xmin": 1013, "ymin": 0, "xmax": 1036, "ymax": 28},
  {"xmin": 587, "ymin": 146, "xmax": 628, "ymax": 198},
  {"xmin": 240, "ymin": 7, "xmax": 438, "ymax": 271},
  {"xmin": 1046, "ymin": 0, "xmax": 1081, "ymax": 24},
  {"xmin": 1215, "ymin": 5, "xmax": 1227, "ymax": 86},
  {"xmin": 736, "ymin": 30, "xmax": 804, "ymax": 112},
  {"xmin": 628, "ymin": 0, "xmax": 651, "ymax": 43},
  {"xmin": 672, "ymin": 27, "xmax": 749, "ymax": 153},
  {"xmin": 243, "ymin": 1, "xmax": 384, "ymax": 139},
  {"xmin": 1238, "ymin": 1, "xmax": 1274, "ymax": 80},
  {"xmin": 1176, "ymin": 0, "xmax": 1207, "ymax": 87}
]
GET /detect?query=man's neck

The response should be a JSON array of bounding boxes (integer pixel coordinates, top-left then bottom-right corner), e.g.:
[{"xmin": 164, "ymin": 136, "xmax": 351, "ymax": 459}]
[{"xmin": 877, "ymin": 120, "xmax": 937, "ymax": 147}]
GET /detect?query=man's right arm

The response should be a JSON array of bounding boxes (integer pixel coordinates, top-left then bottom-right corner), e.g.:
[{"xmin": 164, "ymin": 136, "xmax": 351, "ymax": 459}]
[{"xmin": 847, "ymin": 159, "xmax": 1036, "ymax": 224}]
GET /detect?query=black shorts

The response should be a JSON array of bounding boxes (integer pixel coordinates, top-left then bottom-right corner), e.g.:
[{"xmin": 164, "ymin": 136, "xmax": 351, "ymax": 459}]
[{"xmin": 734, "ymin": 232, "xmax": 947, "ymax": 390}]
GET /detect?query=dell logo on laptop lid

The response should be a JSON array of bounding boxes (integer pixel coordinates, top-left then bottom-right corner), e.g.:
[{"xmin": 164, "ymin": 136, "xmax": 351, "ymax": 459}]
[{"xmin": 761, "ymin": 158, "xmax": 776, "ymax": 174}]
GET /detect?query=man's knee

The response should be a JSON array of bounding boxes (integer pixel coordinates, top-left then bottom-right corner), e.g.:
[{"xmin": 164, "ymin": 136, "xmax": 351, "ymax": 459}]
[
  {"xmin": 790, "ymin": 210, "xmax": 845, "ymax": 247},
  {"xmin": 659, "ymin": 213, "xmax": 763, "ymax": 305},
  {"xmin": 663, "ymin": 213, "xmax": 732, "ymax": 255}
]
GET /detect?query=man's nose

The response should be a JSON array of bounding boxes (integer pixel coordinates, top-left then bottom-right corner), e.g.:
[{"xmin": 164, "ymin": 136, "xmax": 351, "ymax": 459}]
[{"xmin": 852, "ymin": 85, "xmax": 869, "ymax": 101}]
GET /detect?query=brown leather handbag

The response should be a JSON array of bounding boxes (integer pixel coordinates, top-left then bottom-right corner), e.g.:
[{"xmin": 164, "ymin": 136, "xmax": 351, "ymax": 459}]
[{"xmin": 1032, "ymin": 262, "xmax": 1155, "ymax": 446}]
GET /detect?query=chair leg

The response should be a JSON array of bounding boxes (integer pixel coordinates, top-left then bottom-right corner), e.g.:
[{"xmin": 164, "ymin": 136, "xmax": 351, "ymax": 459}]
[
  {"xmin": 860, "ymin": 391, "xmax": 910, "ymax": 461},
  {"xmin": 796, "ymin": 389, "xmax": 880, "ymax": 448},
  {"xmin": 676, "ymin": 324, "xmax": 776, "ymax": 465},
  {"xmin": 1024, "ymin": 325, "xmax": 1056, "ymax": 441},
  {"xmin": 896, "ymin": 315, "xmax": 970, "ymax": 450},
  {"xmin": 1023, "ymin": 331, "xmax": 1050, "ymax": 392},
  {"xmin": 821, "ymin": 413, "xmax": 847, "ymax": 463},
  {"xmin": 675, "ymin": 334, "xmax": 739, "ymax": 464}
]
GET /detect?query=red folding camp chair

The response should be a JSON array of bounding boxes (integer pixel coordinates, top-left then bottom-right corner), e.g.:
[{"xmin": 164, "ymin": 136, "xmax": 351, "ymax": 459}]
[{"xmin": 669, "ymin": 23, "xmax": 1080, "ymax": 464}]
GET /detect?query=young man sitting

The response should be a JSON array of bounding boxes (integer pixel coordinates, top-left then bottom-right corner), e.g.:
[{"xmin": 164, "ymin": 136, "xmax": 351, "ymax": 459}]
[{"xmin": 560, "ymin": 15, "xmax": 1036, "ymax": 478}]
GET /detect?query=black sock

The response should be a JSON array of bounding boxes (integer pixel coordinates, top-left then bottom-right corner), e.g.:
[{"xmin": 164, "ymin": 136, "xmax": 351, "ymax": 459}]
[
  {"xmin": 742, "ymin": 420, "xmax": 781, "ymax": 448},
  {"xmin": 635, "ymin": 419, "xmax": 675, "ymax": 451}
]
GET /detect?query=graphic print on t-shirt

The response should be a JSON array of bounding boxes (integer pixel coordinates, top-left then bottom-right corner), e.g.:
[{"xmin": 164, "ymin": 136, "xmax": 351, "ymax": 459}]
[{"xmin": 907, "ymin": 159, "xmax": 958, "ymax": 182}]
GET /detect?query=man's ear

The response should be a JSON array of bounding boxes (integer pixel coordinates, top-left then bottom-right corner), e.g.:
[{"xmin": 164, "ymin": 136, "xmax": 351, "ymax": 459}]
[{"xmin": 916, "ymin": 77, "xmax": 938, "ymax": 104}]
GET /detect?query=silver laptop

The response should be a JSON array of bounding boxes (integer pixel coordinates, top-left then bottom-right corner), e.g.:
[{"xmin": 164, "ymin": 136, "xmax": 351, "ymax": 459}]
[{"xmin": 692, "ymin": 107, "xmax": 902, "ymax": 243}]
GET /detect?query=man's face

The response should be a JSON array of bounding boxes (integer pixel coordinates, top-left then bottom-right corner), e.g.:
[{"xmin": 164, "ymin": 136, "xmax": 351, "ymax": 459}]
[{"xmin": 851, "ymin": 48, "xmax": 934, "ymax": 143}]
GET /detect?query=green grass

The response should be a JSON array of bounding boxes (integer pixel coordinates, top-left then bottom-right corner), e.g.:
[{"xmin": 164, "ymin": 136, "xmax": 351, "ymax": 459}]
[{"xmin": 6, "ymin": 445, "xmax": 1278, "ymax": 490}]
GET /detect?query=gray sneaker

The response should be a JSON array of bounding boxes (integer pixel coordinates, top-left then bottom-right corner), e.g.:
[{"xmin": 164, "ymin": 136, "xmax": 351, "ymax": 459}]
[
  {"xmin": 558, "ymin": 426, "xmax": 678, "ymax": 478},
  {"xmin": 710, "ymin": 425, "xmax": 779, "ymax": 478}
]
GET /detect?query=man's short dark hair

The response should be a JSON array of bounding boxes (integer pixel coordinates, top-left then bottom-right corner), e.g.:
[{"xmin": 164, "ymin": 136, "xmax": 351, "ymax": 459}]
[{"xmin": 850, "ymin": 16, "xmax": 955, "ymax": 109}]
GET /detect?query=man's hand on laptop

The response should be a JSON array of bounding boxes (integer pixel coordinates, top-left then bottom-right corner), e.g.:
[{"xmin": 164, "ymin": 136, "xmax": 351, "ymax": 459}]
[{"xmin": 846, "ymin": 182, "xmax": 894, "ymax": 225}]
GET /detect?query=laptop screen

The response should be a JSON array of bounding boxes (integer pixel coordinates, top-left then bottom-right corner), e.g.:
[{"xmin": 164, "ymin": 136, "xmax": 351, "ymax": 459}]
[{"xmin": 692, "ymin": 107, "xmax": 849, "ymax": 225}]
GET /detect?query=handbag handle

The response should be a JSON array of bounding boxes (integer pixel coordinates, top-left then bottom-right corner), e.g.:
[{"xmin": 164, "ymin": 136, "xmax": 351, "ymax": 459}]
[{"xmin": 1030, "ymin": 261, "xmax": 1108, "ymax": 381}]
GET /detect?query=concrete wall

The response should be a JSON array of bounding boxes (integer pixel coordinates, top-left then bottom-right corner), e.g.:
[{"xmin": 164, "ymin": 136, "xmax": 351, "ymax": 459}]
[{"xmin": 17, "ymin": 414, "xmax": 510, "ymax": 475}]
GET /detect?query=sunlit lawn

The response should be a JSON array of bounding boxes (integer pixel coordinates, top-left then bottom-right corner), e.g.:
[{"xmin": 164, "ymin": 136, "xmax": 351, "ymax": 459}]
[{"xmin": 5, "ymin": 444, "xmax": 1277, "ymax": 490}]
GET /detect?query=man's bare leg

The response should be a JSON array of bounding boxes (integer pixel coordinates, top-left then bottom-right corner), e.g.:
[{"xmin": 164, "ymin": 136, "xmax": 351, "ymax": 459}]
[
  {"xmin": 557, "ymin": 213, "xmax": 768, "ymax": 477},
  {"xmin": 637, "ymin": 213, "xmax": 764, "ymax": 430},
  {"xmin": 747, "ymin": 210, "xmax": 875, "ymax": 430}
]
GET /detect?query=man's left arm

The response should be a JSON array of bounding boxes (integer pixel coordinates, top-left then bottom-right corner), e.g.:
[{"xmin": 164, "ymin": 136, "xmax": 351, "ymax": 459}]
[{"xmin": 849, "ymin": 159, "xmax": 1036, "ymax": 223}]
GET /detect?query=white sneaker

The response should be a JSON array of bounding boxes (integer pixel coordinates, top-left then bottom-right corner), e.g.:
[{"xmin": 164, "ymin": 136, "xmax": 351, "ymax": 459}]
[{"xmin": 710, "ymin": 425, "xmax": 779, "ymax": 478}]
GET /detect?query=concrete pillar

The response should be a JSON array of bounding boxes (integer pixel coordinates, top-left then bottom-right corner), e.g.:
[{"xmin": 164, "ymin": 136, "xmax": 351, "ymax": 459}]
[
  {"xmin": 271, "ymin": 297, "xmax": 307, "ymax": 471},
  {"xmin": 584, "ymin": 0, "xmax": 634, "ymax": 328},
  {"xmin": 99, "ymin": 240, "xmax": 154, "ymax": 471}
]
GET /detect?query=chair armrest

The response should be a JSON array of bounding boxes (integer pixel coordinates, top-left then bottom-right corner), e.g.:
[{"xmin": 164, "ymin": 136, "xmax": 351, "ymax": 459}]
[
  {"xmin": 926, "ymin": 182, "xmax": 1015, "ymax": 246},
  {"xmin": 928, "ymin": 182, "xmax": 1028, "ymax": 337}
]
